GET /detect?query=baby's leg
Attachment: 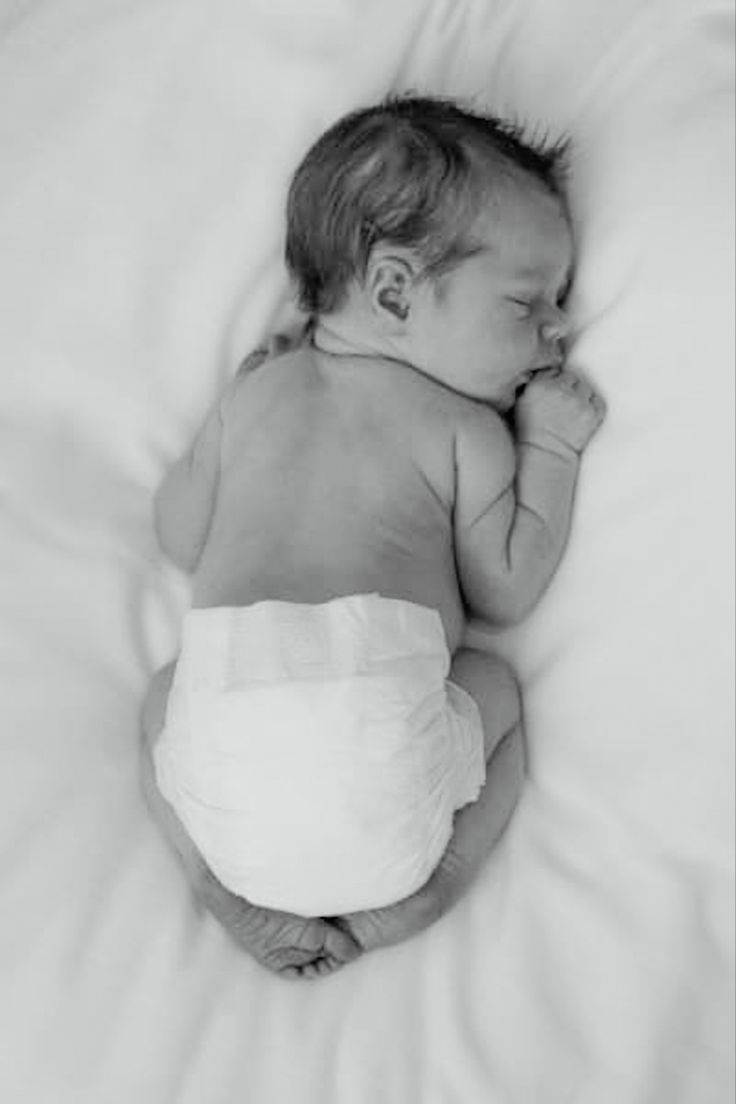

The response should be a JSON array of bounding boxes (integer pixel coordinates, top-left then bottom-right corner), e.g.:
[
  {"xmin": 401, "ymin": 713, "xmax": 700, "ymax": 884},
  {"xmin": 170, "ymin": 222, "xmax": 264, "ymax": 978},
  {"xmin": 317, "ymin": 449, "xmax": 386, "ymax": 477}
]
[
  {"xmin": 140, "ymin": 661, "xmax": 211, "ymax": 885},
  {"xmin": 450, "ymin": 647, "xmax": 522, "ymax": 760},
  {"xmin": 436, "ymin": 648, "xmax": 525, "ymax": 892},
  {"xmin": 339, "ymin": 648, "xmax": 525, "ymax": 954},
  {"xmin": 140, "ymin": 662, "xmax": 361, "ymax": 980}
]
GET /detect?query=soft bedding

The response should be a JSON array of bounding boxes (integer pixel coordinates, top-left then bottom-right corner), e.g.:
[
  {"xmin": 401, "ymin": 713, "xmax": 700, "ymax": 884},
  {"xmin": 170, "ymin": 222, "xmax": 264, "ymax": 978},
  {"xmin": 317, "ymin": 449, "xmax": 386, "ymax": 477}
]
[{"xmin": 0, "ymin": 1, "xmax": 733, "ymax": 1102}]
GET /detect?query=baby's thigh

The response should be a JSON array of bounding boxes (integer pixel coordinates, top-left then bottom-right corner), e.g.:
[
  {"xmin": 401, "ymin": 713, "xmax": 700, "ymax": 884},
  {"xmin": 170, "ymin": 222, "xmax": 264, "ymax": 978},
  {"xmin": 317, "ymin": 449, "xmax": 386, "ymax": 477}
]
[
  {"xmin": 449, "ymin": 647, "xmax": 521, "ymax": 759},
  {"xmin": 139, "ymin": 659, "xmax": 211, "ymax": 883},
  {"xmin": 140, "ymin": 660, "xmax": 177, "ymax": 748}
]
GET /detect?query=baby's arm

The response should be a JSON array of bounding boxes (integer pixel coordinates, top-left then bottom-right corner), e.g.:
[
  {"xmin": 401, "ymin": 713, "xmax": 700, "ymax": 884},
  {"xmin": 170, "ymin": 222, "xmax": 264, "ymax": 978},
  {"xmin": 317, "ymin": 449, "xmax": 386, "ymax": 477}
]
[
  {"xmin": 154, "ymin": 329, "xmax": 309, "ymax": 572},
  {"xmin": 154, "ymin": 396, "xmax": 225, "ymax": 573},
  {"xmin": 454, "ymin": 368, "xmax": 605, "ymax": 626}
]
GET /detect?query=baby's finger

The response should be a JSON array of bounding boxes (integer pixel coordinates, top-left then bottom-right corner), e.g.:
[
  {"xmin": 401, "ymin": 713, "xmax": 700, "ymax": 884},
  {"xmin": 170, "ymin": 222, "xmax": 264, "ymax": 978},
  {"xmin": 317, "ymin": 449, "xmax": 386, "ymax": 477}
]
[
  {"xmin": 571, "ymin": 376, "xmax": 593, "ymax": 400},
  {"xmin": 267, "ymin": 322, "xmax": 311, "ymax": 357},
  {"xmin": 559, "ymin": 368, "xmax": 585, "ymax": 391},
  {"xmin": 267, "ymin": 332, "xmax": 293, "ymax": 356},
  {"xmin": 590, "ymin": 392, "xmax": 607, "ymax": 419},
  {"xmin": 237, "ymin": 347, "xmax": 269, "ymax": 375}
]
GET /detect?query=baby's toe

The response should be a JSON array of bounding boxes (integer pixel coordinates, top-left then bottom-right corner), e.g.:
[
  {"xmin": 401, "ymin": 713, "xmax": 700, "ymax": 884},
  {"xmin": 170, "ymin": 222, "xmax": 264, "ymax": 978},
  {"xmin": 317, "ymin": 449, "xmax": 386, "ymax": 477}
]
[
  {"xmin": 297, "ymin": 955, "xmax": 345, "ymax": 981},
  {"xmin": 299, "ymin": 959, "xmax": 329, "ymax": 981},
  {"xmin": 315, "ymin": 956, "xmax": 338, "ymax": 977}
]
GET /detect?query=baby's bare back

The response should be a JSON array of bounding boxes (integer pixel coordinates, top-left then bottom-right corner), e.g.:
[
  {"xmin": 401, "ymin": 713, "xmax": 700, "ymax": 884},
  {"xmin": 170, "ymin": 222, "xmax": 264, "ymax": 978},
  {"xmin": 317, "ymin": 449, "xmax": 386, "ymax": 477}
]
[{"xmin": 192, "ymin": 348, "xmax": 472, "ymax": 649}]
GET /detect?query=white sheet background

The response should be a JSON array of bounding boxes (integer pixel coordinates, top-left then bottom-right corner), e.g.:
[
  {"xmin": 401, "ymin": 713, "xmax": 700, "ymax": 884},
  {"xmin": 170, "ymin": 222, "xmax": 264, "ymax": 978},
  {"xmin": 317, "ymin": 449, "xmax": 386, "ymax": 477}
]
[{"xmin": 0, "ymin": 1, "xmax": 733, "ymax": 1102}]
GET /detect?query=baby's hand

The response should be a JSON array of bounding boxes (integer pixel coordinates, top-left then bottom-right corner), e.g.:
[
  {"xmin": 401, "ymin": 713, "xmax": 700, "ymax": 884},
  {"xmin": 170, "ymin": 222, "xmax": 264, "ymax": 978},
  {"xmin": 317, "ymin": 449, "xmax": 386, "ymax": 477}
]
[
  {"xmin": 515, "ymin": 368, "xmax": 606, "ymax": 457},
  {"xmin": 238, "ymin": 321, "xmax": 311, "ymax": 376}
]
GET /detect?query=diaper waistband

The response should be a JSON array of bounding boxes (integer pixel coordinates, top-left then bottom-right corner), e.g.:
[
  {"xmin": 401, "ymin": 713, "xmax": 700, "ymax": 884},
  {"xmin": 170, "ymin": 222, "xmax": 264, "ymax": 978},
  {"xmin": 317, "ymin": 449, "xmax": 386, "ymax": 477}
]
[{"xmin": 177, "ymin": 594, "xmax": 449, "ymax": 689}]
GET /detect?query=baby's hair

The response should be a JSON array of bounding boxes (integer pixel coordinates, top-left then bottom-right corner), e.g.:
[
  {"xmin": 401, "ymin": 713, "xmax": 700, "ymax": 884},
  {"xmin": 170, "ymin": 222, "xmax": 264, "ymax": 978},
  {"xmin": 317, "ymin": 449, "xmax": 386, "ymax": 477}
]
[{"xmin": 285, "ymin": 95, "xmax": 570, "ymax": 315}]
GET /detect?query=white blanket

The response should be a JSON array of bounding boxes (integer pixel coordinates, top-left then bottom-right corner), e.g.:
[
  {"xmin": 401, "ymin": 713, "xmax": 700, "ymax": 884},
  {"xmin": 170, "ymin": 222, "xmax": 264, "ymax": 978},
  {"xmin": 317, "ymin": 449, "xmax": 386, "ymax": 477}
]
[{"xmin": 1, "ymin": 0, "xmax": 733, "ymax": 1101}]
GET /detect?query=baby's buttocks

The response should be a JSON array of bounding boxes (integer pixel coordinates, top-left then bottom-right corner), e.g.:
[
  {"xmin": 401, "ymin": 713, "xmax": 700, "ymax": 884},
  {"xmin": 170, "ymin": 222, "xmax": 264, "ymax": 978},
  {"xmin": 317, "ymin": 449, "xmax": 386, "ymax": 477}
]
[{"xmin": 153, "ymin": 595, "xmax": 485, "ymax": 916}]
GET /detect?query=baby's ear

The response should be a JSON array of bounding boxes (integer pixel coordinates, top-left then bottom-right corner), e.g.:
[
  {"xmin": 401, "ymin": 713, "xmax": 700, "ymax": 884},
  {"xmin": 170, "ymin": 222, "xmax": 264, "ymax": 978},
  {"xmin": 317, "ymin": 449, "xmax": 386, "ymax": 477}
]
[{"xmin": 366, "ymin": 248, "xmax": 415, "ymax": 326}]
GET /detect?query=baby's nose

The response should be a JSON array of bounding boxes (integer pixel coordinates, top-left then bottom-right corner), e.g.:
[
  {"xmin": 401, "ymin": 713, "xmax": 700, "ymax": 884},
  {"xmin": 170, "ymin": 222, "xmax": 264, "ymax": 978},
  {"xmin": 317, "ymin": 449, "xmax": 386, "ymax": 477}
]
[
  {"xmin": 540, "ymin": 305, "xmax": 569, "ymax": 343},
  {"xmin": 538, "ymin": 307, "xmax": 568, "ymax": 367}
]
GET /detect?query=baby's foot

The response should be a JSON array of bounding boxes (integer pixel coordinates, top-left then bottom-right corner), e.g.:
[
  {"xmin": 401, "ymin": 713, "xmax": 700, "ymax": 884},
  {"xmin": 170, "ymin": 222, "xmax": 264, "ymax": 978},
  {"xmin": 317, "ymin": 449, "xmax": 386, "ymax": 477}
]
[
  {"xmin": 245, "ymin": 909, "xmax": 358, "ymax": 980},
  {"xmin": 336, "ymin": 887, "xmax": 440, "ymax": 954},
  {"xmin": 278, "ymin": 918, "xmax": 363, "ymax": 982},
  {"xmin": 197, "ymin": 871, "xmax": 362, "ymax": 979}
]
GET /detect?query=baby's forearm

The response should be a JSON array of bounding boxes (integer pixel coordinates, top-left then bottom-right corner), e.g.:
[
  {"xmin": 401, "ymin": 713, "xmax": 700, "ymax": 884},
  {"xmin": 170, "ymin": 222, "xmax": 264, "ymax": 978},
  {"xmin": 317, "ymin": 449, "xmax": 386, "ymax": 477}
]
[{"xmin": 501, "ymin": 439, "xmax": 579, "ymax": 621}]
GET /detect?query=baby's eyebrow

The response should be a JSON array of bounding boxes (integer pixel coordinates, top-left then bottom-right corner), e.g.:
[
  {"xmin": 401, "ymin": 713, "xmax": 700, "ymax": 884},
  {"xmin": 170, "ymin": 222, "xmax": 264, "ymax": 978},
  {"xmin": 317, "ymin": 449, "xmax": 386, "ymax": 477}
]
[{"xmin": 512, "ymin": 263, "xmax": 573, "ymax": 297}]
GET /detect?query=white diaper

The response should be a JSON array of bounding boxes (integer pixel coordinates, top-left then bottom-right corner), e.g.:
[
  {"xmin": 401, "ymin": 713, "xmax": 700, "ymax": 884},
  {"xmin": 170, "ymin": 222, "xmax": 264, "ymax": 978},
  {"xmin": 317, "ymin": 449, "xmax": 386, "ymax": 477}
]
[{"xmin": 154, "ymin": 594, "xmax": 485, "ymax": 917}]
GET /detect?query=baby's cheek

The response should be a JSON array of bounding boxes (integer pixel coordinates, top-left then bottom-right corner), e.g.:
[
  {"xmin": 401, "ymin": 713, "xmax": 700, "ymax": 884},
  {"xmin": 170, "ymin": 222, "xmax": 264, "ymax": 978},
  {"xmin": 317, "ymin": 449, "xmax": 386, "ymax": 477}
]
[{"xmin": 507, "ymin": 328, "xmax": 536, "ymax": 369}]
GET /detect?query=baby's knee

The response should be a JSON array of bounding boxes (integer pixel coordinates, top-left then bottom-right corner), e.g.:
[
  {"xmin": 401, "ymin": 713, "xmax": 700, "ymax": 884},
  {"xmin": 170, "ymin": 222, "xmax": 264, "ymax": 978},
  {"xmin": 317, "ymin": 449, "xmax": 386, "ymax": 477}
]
[
  {"xmin": 483, "ymin": 659, "xmax": 522, "ymax": 761},
  {"xmin": 454, "ymin": 647, "xmax": 521, "ymax": 717},
  {"xmin": 481, "ymin": 720, "xmax": 527, "ymax": 825},
  {"xmin": 450, "ymin": 647, "xmax": 522, "ymax": 758},
  {"xmin": 488, "ymin": 654, "xmax": 522, "ymax": 727}
]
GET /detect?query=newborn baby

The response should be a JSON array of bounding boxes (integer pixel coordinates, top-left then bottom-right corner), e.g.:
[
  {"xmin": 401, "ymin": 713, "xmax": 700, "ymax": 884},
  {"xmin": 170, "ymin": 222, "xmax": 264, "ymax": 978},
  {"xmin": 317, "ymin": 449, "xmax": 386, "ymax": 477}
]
[{"xmin": 141, "ymin": 96, "xmax": 605, "ymax": 980}]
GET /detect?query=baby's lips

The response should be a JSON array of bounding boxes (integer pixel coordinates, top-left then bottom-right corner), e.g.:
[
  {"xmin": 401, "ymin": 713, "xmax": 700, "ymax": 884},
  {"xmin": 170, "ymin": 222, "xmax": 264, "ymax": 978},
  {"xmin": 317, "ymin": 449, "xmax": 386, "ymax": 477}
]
[{"xmin": 530, "ymin": 364, "xmax": 563, "ymax": 381}]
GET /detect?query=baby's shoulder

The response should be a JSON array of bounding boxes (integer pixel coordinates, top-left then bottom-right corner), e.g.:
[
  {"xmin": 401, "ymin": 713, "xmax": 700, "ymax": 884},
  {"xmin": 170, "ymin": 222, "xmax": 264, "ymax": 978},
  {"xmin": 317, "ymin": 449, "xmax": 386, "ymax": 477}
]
[{"xmin": 233, "ymin": 344, "xmax": 313, "ymax": 387}]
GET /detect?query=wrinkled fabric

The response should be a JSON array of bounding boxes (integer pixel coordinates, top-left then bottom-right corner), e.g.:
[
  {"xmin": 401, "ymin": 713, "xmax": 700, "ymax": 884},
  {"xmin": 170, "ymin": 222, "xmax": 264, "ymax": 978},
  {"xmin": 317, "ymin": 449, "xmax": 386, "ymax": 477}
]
[
  {"xmin": 154, "ymin": 596, "xmax": 485, "ymax": 915},
  {"xmin": 1, "ymin": 1, "xmax": 732, "ymax": 1101}
]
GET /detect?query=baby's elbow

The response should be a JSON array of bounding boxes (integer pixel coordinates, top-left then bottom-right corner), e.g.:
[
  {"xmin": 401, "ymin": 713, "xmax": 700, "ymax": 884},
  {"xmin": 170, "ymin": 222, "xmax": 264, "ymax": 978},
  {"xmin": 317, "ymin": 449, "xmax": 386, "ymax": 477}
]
[
  {"xmin": 487, "ymin": 603, "xmax": 526, "ymax": 629},
  {"xmin": 467, "ymin": 583, "xmax": 535, "ymax": 629},
  {"xmin": 490, "ymin": 595, "xmax": 534, "ymax": 629}
]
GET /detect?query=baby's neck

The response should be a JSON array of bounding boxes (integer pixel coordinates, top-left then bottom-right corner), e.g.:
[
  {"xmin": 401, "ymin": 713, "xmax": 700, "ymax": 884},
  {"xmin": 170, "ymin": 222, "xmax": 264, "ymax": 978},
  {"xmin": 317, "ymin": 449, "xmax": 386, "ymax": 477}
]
[{"xmin": 311, "ymin": 315, "xmax": 393, "ymax": 362}]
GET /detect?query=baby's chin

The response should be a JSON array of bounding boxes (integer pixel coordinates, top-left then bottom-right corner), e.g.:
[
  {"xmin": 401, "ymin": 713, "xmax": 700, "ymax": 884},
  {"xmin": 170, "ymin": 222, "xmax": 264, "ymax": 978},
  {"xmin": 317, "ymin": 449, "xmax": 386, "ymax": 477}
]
[
  {"xmin": 460, "ymin": 368, "xmax": 534, "ymax": 410},
  {"xmin": 499, "ymin": 372, "xmax": 535, "ymax": 411},
  {"xmin": 495, "ymin": 392, "xmax": 517, "ymax": 413}
]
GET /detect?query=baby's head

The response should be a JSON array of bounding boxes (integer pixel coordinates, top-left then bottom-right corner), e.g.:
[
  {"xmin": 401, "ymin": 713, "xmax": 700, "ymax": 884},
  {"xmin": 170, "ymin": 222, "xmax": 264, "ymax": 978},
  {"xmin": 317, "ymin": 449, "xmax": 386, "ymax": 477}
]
[{"xmin": 286, "ymin": 96, "xmax": 573, "ymax": 407}]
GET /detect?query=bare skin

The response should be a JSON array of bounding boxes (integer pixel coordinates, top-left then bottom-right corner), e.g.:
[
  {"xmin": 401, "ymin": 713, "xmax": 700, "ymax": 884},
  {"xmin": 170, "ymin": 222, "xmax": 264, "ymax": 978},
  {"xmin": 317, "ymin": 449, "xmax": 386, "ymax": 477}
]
[{"xmin": 143, "ymin": 182, "xmax": 605, "ymax": 978}]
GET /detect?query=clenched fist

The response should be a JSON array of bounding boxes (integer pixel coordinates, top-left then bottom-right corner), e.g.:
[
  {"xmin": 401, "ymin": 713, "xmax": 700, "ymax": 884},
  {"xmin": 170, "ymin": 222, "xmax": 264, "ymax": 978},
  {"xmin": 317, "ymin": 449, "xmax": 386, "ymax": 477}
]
[{"xmin": 515, "ymin": 367, "xmax": 606, "ymax": 457}]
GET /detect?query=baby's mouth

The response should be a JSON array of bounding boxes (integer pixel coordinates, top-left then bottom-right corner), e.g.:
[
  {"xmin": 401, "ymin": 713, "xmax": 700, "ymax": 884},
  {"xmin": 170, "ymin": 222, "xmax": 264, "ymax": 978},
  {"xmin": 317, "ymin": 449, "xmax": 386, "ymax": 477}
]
[
  {"xmin": 513, "ymin": 371, "xmax": 534, "ymax": 399},
  {"xmin": 514, "ymin": 361, "xmax": 563, "ymax": 399}
]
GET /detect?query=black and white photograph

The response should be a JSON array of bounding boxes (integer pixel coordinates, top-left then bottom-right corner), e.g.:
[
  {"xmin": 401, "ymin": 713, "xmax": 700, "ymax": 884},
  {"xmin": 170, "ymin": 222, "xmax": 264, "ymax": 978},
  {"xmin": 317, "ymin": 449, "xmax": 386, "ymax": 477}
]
[{"xmin": 0, "ymin": 1, "xmax": 733, "ymax": 1101}]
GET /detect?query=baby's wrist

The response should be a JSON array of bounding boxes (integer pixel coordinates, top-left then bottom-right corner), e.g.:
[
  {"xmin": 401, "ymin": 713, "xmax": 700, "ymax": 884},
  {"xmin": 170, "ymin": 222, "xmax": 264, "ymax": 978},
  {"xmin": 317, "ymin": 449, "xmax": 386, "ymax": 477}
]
[{"xmin": 517, "ymin": 429, "xmax": 581, "ymax": 463}]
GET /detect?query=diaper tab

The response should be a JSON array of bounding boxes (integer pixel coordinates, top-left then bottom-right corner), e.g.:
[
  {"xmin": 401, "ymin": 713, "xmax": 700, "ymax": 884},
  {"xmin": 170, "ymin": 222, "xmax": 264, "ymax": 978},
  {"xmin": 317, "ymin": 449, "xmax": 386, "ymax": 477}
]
[{"xmin": 223, "ymin": 594, "xmax": 449, "ymax": 686}]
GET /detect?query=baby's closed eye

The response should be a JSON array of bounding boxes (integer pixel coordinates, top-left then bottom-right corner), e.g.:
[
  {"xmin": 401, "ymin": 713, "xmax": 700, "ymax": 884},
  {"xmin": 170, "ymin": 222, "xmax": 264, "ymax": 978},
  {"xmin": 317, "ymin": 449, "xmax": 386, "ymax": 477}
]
[{"xmin": 507, "ymin": 297, "xmax": 533, "ymax": 318}]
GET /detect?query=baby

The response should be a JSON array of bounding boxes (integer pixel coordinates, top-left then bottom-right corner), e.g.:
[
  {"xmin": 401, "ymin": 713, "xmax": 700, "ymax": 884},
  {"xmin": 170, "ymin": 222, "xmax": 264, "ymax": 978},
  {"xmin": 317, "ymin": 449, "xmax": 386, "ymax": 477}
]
[{"xmin": 140, "ymin": 96, "xmax": 605, "ymax": 981}]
